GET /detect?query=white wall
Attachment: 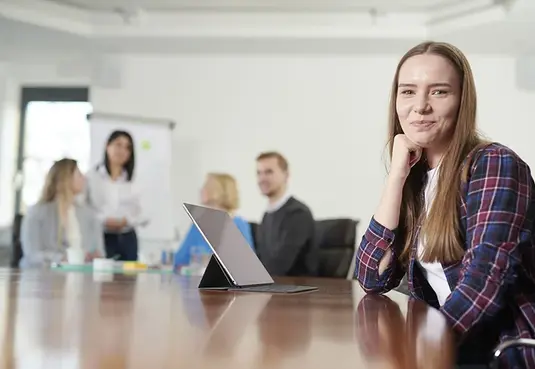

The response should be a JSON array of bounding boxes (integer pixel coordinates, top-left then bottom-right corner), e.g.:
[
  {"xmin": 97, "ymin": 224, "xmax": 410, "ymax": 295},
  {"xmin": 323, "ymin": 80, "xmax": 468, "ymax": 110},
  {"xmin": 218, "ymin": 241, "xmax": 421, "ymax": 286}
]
[
  {"xmin": 1, "ymin": 53, "xmax": 535, "ymax": 238},
  {"xmin": 0, "ymin": 63, "xmax": 18, "ymax": 245},
  {"xmin": 91, "ymin": 54, "xmax": 535, "ymax": 236},
  {"xmin": 91, "ymin": 55, "xmax": 395, "ymax": 235}
]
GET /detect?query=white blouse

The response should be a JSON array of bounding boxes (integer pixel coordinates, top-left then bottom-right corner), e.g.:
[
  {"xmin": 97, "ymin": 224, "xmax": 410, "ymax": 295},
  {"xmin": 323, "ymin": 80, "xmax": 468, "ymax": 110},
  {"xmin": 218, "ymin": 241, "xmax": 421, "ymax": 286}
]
[
  {"xmin": 417, "ymin": 166, "xmax": 452, "ymax": 306},
  {"xmin": 85, "ymin": 165, "xmax": 149, "ymax": 234}
]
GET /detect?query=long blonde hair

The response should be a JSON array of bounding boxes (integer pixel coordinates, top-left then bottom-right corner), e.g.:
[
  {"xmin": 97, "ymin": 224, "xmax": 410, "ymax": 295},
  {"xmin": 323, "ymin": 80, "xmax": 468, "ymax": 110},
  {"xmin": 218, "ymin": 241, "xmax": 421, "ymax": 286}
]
[
  {"xmin": 203, "ymin": 173, "xmax": 240, "ymax": 212},
  {"xmin": 40, "ymin": 158, "xmax": 79, "ymax": 228},
  {"xmin": 387, "ymin": 41, "xmax": 487, "ymax": 264}
]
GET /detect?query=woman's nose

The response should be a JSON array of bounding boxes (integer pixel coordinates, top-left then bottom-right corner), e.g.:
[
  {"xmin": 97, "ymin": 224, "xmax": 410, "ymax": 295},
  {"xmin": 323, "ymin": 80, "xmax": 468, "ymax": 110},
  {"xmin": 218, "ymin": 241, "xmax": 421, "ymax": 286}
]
[{"xmin": 413, "ymin": 96, "xmax": 430, "ymax": 114}]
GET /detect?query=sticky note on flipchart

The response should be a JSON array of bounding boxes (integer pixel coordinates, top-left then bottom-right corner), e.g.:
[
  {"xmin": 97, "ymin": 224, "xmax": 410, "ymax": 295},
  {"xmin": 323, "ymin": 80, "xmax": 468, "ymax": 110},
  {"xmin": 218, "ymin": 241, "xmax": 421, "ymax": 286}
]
[{"xmin": 141, "ymin": 140, "xmax": 151, "ymax": 150}]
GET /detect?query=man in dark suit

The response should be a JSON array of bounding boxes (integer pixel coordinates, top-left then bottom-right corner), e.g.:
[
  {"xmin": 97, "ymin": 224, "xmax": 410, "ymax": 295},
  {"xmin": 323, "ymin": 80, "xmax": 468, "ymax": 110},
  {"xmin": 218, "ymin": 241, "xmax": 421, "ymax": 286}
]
[{"xmin": 255, "ymin": 151, "xmax": 316, "ymax": 276}]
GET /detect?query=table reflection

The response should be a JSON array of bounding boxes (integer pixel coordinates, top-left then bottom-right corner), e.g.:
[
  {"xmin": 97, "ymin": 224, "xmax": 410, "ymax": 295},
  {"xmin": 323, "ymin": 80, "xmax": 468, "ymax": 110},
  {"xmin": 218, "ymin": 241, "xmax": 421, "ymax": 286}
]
[
  {"xmin": 257, "ymin": 295, "xmax": 313, "ymax": 366},
  {"xmin": 355, "ymin": 294, "xmax": 455, "ymax": 369},
  {"xmin": 201, "ymin": 293, "xmax": 272, "ymax": 356}
]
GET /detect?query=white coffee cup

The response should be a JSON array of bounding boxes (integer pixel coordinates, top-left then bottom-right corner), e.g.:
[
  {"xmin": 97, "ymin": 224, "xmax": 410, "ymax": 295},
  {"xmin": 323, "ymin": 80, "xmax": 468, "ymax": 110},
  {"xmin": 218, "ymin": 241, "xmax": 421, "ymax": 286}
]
[
  {"xmin": 93, "ymin": 272, "xmax": 113, "ymax": 282},
  {"xmin": 138, "ymin": 252, "xmax": 151, "ymax": 265},
  {"xmin": 66, "ymin": 247, "xmax": 85, "ymax": 265},
  {"xmin": 93, "ymin": 258, "xmax": 115, "ymax": 271}
]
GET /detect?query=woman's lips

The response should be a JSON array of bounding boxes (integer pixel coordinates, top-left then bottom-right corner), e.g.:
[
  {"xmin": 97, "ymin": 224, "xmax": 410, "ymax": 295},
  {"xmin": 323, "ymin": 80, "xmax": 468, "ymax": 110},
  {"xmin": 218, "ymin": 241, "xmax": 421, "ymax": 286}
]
[
  {"xmin": 411, "ymin": 120, "xmax": 436, "ymax": 129},
  {"xmin": 412, "ymin": 120, "xmax": 436, "ymax": 125}
]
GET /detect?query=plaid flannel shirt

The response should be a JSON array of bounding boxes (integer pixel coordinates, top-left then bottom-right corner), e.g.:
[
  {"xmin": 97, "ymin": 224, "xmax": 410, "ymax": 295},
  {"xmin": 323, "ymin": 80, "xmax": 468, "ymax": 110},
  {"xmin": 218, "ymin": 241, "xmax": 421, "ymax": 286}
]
[{"xmin": 355, "ymin": 143, "xmax": 535, "ymax": 369}]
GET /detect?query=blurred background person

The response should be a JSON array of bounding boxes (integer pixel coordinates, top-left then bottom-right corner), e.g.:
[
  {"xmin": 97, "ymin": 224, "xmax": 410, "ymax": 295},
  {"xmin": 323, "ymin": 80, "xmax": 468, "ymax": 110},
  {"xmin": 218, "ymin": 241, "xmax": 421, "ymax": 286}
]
[
  {"xmin": 86, "ymin": 130, "xmax": 148, "ymax": 261},
  {"xmin": 20, "ymin": 158, "xmax": 104, "ymax": 268},
  {"xmin": 173, "ymin": 172, "xmax": 253, "ymax": 271},
  {"xmin": 255, "ymin": 151, "xmax": 317, "ymax": 277}
]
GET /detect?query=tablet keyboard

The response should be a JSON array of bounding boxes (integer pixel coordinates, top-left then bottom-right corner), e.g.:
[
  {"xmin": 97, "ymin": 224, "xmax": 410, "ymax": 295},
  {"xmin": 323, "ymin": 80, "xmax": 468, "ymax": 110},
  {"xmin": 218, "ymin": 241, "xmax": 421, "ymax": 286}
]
[{"xmin": 229, "ymin": 284, "xmax": 318, "ymax": 294}]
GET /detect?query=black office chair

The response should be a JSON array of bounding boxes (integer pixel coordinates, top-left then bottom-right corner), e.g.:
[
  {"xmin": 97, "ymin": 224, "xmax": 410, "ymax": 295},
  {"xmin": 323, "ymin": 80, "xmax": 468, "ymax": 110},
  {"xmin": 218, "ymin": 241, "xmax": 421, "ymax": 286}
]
[
  {"xmin": 491, "ymin": 339, "xmax": 535, "ymax": 369},
  {"xmin": 10, "ymin": 214, "xmax": 24, "ymax": 268},
  {"xmin": 248, "ymin": 221, "xmax": 259, "ymax": 248},
  {"xmin": 315, "ymin": 218, "xmax": 358, "ymax": 278}
]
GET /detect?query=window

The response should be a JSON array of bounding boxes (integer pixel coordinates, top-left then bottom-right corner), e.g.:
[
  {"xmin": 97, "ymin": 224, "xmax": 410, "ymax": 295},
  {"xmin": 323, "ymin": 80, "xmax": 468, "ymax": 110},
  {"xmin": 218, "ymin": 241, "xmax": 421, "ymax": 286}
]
[{"xmin": 21, "ymin": 101, "xmax": 92, "ymax": 211}]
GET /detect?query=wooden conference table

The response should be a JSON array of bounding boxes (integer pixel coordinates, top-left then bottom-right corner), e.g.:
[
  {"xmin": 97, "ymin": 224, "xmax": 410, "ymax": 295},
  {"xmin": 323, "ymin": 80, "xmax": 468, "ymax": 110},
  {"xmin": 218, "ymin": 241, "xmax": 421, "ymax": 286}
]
[{"xmin": 0, "ymin": 269, "xmax": 455, "ymax": 369}]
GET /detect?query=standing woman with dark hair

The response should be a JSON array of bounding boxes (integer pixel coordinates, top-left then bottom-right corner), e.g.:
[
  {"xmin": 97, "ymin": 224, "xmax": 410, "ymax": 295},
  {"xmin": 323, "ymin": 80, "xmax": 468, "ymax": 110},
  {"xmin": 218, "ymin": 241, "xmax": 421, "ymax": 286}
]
[{"xmin": 86, "ymin": 130, "xmax": 148, "ymax": 261}]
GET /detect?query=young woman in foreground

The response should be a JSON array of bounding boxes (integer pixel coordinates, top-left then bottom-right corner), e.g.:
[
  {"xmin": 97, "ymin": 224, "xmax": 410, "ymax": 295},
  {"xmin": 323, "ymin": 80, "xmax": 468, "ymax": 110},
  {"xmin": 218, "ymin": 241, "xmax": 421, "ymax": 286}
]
[{"xmin": 355, "ymin": 41, "xmax": 535, "ymax": 368}]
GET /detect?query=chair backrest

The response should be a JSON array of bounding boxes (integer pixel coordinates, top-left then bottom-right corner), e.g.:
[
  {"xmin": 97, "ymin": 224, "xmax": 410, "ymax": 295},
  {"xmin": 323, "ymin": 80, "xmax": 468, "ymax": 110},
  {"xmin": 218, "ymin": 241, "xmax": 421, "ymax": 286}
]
[
  {"xmin": 248, "ymin": 221, "xmax": 259, "ymax": 248},
  {"xmin": 315, "ymin": 218, "xmax": 358, "ymax": 278},
  {"xmin": 10, "ymin": 213, "xmax": 24, "ymax": 268}
]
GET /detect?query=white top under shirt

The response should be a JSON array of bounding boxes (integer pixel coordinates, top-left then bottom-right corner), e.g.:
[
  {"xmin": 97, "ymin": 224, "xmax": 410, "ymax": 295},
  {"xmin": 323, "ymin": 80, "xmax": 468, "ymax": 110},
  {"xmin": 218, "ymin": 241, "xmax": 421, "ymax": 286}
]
[
  {"xmin": 65, "ymin": 205, "xmax": 82, "ymax": 249},
  {"xmin": 417, "ymin": 166, "xmax": 452, "ymax": 306},
  {"xmin": 85, "ymin": 165, "xmax": 149, "ymax": 234},
  {"xmin": 266, "ymin": 191, "xmax": 292, "ymax": 213}
]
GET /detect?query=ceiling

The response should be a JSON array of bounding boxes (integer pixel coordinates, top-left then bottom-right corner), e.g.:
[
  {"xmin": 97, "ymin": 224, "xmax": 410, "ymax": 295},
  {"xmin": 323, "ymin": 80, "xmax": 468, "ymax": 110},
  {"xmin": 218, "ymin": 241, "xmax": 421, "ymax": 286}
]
[
  {"xmin": 0, "ymin": 13, "xmax": 531, "ymax": 58},
  {"xmin": 0, "ymin": 0, "xmax": 532, "ymax": 57},
  {"xmin": 44, "ymin": 0, "xmax": 462, "ymax": 13}
]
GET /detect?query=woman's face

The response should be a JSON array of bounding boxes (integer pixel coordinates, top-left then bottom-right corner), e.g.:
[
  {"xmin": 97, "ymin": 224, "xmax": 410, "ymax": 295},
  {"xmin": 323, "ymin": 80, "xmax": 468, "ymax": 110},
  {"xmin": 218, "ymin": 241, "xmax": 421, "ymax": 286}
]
[
  {"xmin": 106, "ymin": 135, "xmax": 132, "ymax": 166},
  {"xmin": 395, "ymin": 53, "xmax": 461, "ymax": 149},
  {"xmin": 71, "ymin": 168, "xmax": 85, "ymax": 194}
]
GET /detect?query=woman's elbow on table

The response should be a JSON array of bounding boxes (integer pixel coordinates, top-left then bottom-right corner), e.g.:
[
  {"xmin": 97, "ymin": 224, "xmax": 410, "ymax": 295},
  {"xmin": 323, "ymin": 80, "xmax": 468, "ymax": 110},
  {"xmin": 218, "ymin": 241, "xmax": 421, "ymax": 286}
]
[
  {"xmin": 355, "ymin": 235, "xmax": 405, "ymax": 294},
  {"xmin": 355, "ymin": 245, "xmax": 392, "ymax": 294}
]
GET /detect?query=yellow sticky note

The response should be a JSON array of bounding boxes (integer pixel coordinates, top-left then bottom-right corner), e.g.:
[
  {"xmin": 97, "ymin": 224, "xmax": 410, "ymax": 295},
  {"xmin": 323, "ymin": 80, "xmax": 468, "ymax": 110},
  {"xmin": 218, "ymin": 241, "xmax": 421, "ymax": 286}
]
[{"xmin": 123, "ymin": 262, "xmax": 148, "ymax": 270}]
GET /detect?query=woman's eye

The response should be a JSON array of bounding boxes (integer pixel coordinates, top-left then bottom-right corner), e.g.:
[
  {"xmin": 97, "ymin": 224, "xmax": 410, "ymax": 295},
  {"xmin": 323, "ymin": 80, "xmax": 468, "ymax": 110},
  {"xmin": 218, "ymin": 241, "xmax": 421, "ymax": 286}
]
[
  {"xmin": 400, "ymin": 90, "xmax": 414, "ymax": 95},
  {"xmin": 432, "ymin": 90, "xmax": 448, "ymax": 95}
]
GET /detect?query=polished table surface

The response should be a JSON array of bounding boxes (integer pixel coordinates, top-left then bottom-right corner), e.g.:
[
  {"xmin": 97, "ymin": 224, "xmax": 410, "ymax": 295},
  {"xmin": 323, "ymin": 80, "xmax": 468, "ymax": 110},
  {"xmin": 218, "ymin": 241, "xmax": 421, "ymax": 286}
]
[{"xmin": 0, "ymin": 269, "xmax": 455, "ymax": 369}]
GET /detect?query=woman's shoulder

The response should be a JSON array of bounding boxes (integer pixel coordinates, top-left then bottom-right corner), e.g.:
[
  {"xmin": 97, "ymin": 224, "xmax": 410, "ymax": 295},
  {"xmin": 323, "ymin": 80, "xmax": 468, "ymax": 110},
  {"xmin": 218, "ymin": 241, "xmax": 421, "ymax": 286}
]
[
  {"xmin": 75, "ymin": 203, "xmax": 97, "ymax": 216},
  {"xmin": 232, "ymin": 216, "xmax": 253, "ymax": 234},
  {"xmin": 24, "ymin": 202, "xmax": 53, "ymax": 219},
  {"xmin": 85, "ymin": 165, "xmax": 104, "ymax": 181},
  {"xmin": 472, "ymin": 142, "xmax": 517, "ymax": 155},
  {"xmin": 469, "ymin": 142, "xmax": 527, "ymax": 165},
  {"xmin": 466, "ymin": 142, "xmax": 531, "ymax": 177},
  {"xmin": 232, "ymin": 215, "xmax": 250, "ymax": 225}
]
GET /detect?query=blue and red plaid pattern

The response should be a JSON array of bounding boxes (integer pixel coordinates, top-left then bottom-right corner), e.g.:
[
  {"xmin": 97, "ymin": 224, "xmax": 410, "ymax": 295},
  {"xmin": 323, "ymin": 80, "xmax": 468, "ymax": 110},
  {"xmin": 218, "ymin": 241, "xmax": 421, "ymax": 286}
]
[{"xmin": 355, "ymin": 143, "xmax": 535, "ymax": 368}]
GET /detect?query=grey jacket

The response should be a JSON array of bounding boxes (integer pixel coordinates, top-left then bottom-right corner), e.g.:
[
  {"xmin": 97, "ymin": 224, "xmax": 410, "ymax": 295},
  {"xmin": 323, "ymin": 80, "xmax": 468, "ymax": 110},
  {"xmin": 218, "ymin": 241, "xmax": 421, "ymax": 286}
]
[{"xmin": 20, "ymin": 202, "xmax": 105, "ymax": 268}]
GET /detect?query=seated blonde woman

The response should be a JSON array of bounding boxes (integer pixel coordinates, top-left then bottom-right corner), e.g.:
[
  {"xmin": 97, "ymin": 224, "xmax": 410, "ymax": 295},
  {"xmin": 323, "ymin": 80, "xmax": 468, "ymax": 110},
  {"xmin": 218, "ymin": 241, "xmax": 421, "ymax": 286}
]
[
  {"xmin": 20, "ymin": 159, "xmax": 104, "ymax": 268},
  {"xmin": 173, "ymin": 173, "xmax": 254, "ymax": 268}
]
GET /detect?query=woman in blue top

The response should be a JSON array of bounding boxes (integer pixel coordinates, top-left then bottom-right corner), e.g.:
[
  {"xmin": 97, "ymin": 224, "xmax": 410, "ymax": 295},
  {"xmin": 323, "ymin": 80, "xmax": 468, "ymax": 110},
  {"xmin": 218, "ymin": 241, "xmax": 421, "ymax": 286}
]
[{"xmin": 174, "ymin": 172, "xmax": 254, "ymax": 268}]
